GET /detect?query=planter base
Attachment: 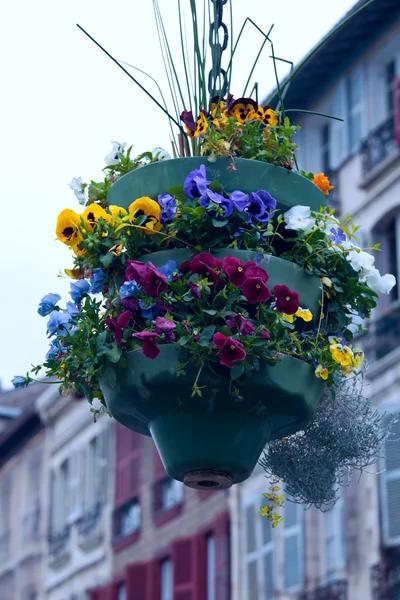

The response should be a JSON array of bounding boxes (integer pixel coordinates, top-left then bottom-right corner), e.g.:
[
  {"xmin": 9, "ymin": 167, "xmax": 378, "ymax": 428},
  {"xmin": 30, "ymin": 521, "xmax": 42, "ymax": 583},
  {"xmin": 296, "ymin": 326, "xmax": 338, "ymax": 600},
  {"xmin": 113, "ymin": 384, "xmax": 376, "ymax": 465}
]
[{"xmin": 183, "ymin": 470, "xmax": 233, "ymax": 490}]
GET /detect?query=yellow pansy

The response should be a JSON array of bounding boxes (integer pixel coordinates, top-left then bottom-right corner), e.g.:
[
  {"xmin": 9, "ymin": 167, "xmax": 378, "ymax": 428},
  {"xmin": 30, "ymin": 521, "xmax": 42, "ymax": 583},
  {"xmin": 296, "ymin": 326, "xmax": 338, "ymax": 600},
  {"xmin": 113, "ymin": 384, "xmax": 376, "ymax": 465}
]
[
  {"xmin": 341, "ymin": 365, "xmax": 354, "ymax": 376},
  {"xmin": 72, "ymin": 245, "xmax": 86, "ymax": 257},
  {"xmin": 263, "ymin": 107, "xmax": 278, "ymax": 127},
  {"xmin": 64, "ymin": 268, "xmax": 82, "ymax": 280},
  {"xmin": 282, "ymin": 314, "xmax": 294, "ymax": 323},
  {"xmin": 109, "ymin": 205, "xmax": 127, "ymax": 217},
  {"xmin": 56, "ymin": 209, "xmax": 82, "ymax": 247},
  {"xmin": 352, "ymin": 348, "xmax": 364, "ymax": 369},
  {"xmin": 83, "ymin": 204, "xmax": 112, "ymax": 231},
  {"xmin": 110, "ymin": 243, "xmax": 124, "ymax": 256},
  {"xmin": 315, "ymin": 364, "xmax": 328, "ymax": 380},
  {"xmin": 295, "ymin": 308, "xmax": 313, "ymax": 322},
  {"xmin": 128, "ymin": 197, "xmax": 162, "ymax": 235},
  {"xmin": 330, "ymin": 343, "xmax": 354, "ymax": 366}
]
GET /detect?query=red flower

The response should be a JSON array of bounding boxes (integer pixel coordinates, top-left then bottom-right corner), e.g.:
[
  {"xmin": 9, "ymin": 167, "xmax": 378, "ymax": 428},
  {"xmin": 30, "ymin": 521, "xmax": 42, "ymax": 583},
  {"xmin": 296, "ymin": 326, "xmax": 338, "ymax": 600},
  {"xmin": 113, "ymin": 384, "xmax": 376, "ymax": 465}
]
[
  {"xmin": 132, "ymin": 331, "xmax": 160, "ymax": 359},
  {"xmin": 213, "ymin": 332, "xmax": 246, "ymax": 368},
  {"xmin": 274, "ymin": 284, "xmax": 300, "ymax": 315},
  {"xmin": 222, "ymin": 256, "xmax": 256, "ymax": 288},
  {"xmin": 242, "ymin": 276, "xmax": 271, "ymax": 304},
  {"xmin": 125, "ymin": 260, "xmax": 147, "ymax": 282},
  {"xmin": 126, "ymin": 260, "xmax": 168, "ymax": 298},
  {"xmin": 259, "ymin": 329, "xmax": 271, "ymax": 340},
  {"xmin": 105, "ymin": 311, "xmax": 132, "ymax": 346},
  {"xmin": 244, "ymin": 265, "xmax": 269, "ymax": 282},
  {"xmin": 153, "ymin": 316, "xmax": 176, "ymax": 342},
  {"xmin": 239, "ymin": 317, "xmax": 255, "ymax": 336},
  {"xmin": 190, "ymin": 253, "xmax": 223, "ymax": 284}
]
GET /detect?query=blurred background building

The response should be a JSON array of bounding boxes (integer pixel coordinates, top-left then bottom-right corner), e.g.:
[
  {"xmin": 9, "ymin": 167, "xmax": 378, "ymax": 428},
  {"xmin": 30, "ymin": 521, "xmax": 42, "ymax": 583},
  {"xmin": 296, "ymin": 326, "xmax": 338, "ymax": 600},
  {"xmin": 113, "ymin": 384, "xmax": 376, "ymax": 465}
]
[{"xmin": 1, "ymin": 0, "xmax": 400, "ymax": 598}]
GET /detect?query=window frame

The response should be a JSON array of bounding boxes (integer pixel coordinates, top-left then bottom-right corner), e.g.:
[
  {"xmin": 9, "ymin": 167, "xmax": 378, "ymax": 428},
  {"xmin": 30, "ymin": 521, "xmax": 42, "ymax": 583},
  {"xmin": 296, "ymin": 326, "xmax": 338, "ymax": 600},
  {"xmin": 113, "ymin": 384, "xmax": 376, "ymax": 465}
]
[{"xmin": 282, "ymin": 501, "xmax": 304, "ymax": 594}]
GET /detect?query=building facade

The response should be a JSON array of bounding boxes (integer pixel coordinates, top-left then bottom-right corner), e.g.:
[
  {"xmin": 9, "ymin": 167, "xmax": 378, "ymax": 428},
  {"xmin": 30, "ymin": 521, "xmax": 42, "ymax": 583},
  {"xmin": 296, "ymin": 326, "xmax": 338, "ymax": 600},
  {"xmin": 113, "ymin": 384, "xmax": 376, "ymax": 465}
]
[{"xmin": 232, "ymin": 1, "xmax": 400, "ymax": 599}]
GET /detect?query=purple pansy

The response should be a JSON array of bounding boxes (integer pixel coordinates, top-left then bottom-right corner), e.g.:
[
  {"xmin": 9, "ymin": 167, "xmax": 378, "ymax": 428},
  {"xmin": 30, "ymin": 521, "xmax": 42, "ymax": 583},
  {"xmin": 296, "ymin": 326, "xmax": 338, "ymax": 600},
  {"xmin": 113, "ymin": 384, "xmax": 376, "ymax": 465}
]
[
  {"xmin": 200, "ymin": 188, "xmax": 234, "ymax": 219},
  {"xmin": 132, "ymin": 331, "xmax": 160, "ymax": 359},
  {"xmin": 183, "ymin": 165, "xmax": 211, "ymax": 199},
  {"xmin": 37, "ymin": 293, "xmax": 61, "ymax": 317},
  {"xmin": 70, "ymin": 280, "xmax": 90, "ymax": 304},
  {"xmin": 158, "ymin": 193, "xmax": 177, "ymax": 224},
  {"xmin": 230, "ymin": 190, "xmax": 249, "ymax": 212}
]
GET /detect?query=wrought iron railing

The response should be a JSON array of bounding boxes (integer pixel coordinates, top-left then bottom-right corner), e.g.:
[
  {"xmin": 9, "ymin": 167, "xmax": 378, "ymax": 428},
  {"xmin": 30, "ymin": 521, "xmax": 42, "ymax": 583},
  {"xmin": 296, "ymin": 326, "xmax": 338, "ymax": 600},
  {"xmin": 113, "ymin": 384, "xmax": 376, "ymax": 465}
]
[
  {"xmin": 299, "ymin": 580, "xmax": 348, "ymax": 600},
  {"xmin": 77, "ymin": 502, "xmax": 102, "ymax": 537},
  {"xmin": 48, "ymin": 525, "xmax": 70, "ymax": 557},
  {"xmin": 360, "ymin": 116, "xmax": 397, "ymax": 177},
  {"xmin": 358, "ymin": 304, "xmax": 400, "ymax": 363}
]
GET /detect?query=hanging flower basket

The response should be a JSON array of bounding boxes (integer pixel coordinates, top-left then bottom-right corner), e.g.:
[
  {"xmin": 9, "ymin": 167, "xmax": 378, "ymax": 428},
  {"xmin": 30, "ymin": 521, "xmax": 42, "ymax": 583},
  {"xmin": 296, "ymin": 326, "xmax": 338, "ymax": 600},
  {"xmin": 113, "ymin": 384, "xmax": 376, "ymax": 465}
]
[{"xmin": 100, "ymin": 346, "xmax": 323, "ymax": 488}]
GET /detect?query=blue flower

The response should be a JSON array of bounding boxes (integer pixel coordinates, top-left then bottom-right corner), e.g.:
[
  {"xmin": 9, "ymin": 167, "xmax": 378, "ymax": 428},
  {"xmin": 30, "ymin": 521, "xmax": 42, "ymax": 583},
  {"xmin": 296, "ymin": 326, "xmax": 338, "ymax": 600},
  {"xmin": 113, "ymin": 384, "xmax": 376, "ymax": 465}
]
[
  {"xmin": 328, "ymin": 227, "xmax": 346, "ymax": 244},
  {"xmin": 234, "ymin": 227, "xmax": 245, "ymax": 239},
  {"xmin": 119, "ymin": 280, "xmax": 138, "ymax": 299},
  {"xmin": 45, "ymin": 340, "xmax": 67, "ymax": 361},
  {"xmin": 159, "ymin": 260, "xmax": 178, "ymax": 280},
  {"xmin": 139, "ymin": 299, "xmax": 159, "ymax": 319},
  {"xmin": 230, "ymin": 191, "xmax": 249, "ymax": 212},
  {"xmin": 11, "ymin": 375, "xmax": 30, "ymax": 389},
  {"xmin": 200, "ymin": 189, "xmax": 233, "ymax": 219},
  {"xmin": 46, "ymin": 311, "xmax": 72, "ymax": 338},
  {"xmin": 158, "ymin": 193, "xmax": 177, "ymax": 224},
  {"xmin": 90, "ymin": 269, "xmax": 106, "ymax": 294},
  {"xmin": 66, "ymin": 302, "xmax": 80, "ymax": 317},
  {"xmin": 247, "ymin": 190, "xmax": 276, "ymax": 223},
  {"xmin": 254, "ymin": 252, "xmax": 264, "ymax": 265},
  {"xmin": 69, "ymin": 280, "xmax": 90, "ymax": 303},
  {"xmin": 37, "ymin": 293, "xmax": 61, "ymax": 317},
  {"xmin": 183, "ymin": 164, "xmax": 211, "ymax": 199}
]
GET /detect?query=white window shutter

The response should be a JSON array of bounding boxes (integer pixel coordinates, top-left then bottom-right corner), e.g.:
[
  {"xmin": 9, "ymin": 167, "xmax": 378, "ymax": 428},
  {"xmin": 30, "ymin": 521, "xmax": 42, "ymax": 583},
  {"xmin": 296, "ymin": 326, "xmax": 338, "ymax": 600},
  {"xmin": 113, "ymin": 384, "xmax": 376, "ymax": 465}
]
[
  {"xmin": 381, "ymin": 409, "xmax": 400, "ymax": 547},
  {"xmin": 283, "ymin": 502, "xmax": 304, "ymax": 591},
  {"xmin": 331, "ymin": 79, "xmax": 347, "ymax": 169}
]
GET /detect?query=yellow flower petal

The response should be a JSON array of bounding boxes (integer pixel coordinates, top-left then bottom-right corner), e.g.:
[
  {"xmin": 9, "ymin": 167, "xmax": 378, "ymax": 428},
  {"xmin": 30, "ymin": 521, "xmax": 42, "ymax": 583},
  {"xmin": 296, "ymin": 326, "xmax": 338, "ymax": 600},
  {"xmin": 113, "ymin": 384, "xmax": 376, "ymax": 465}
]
[
  {"xmin": 330, "ymin": 343, "xmax": 354, "ymax": 366},
  {"xmin": 352, "ymin": 348, "xmax": 364, "ymax": 369},
  {"xmin": 83, "ymin": 204, "xmax": 112, "ymax": 231},
  {"xmin": 56, "ymin": 209, "xmax": 82, "ymax": 247},
  {"xmin": 321, "ymin": 277, "xmax": 332, "ymax": 288},
  {"xmin": 295, "ymin": 308, "xmax": 313, "ymax": 322},
  {"xmin": 109, "ymin": 205, "xmax": 127, "ymax": 217},
  {"xmin": 128, "ymin": 197, "xmax": 162, "ymax": 236},
  {"xmin": 110, "ymin": 243, "xmax": 124, "ymax": 256},
  {"xmin": 315, "ymin": 364, "xmax": 328, "ymax": 380},
  {"xmin": 65, "ymin": 268, "xmax": 82, "ymax": 280},
  {"xmin": 282, "ymin": 314, "xmax": 294, "ymax": 323}
]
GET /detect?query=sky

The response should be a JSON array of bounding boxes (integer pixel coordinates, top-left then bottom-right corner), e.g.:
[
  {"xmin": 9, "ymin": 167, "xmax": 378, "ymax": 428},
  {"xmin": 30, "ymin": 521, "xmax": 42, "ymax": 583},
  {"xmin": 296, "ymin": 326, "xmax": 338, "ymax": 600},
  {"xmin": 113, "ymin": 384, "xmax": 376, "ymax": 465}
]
[{"xmin": 0, "ymin": 0, "xmax": 357, "ymax": 390}]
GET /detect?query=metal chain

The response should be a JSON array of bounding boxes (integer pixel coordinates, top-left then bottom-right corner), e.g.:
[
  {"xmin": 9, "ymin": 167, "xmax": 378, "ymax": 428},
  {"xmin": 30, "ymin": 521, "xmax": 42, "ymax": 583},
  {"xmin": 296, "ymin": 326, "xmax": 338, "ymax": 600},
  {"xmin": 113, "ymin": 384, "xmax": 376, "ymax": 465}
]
[{"xmin": 208, "ymin": 0, "xmax": 229, "ymax": 99}]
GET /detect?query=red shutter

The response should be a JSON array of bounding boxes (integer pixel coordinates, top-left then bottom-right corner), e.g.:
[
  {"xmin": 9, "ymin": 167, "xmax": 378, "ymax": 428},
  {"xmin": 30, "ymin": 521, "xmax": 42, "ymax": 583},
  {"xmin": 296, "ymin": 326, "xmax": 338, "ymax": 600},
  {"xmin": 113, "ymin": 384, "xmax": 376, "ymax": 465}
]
[
  {"xmin": 147, "ymin": 559, "xmax": 161, "ymax": 600},
  {"xmin": 126, "ymin": 562, "xmax": 149, "ymax": 600},
  {"xmin": 195, "ymin": 533, "xmax": 207, "ymax": 600},
  {"xmin": 394, "ymin": 76, "xmax": 400, "ymax": 147},
  {"xmin": 103, "ymin": 584, "xmax": 118, "ymax": 600},
  {"xmin": 172, "ymin": 536, "xmax": 198, "ymax": 600},
  {"xmin": 87, "ymin": 589, "xmax": 101, "ymax": 600},
  {"xmin": 115, "ymin": 423, "xmax": 142, "ymax": 506},
  {"xmin": 213, "ymin": 512, "xmax": 230, "ymax": 600}
]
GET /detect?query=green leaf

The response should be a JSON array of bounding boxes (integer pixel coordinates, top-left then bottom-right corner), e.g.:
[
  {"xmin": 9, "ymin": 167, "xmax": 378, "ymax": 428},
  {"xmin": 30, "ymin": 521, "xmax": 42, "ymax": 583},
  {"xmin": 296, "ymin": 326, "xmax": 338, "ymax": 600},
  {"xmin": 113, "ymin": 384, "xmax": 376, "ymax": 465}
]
[
  {"xmin": 201, "ymin": 325, "xmax": 216, "ymax": 340},
  {"xmin": 177, "ymin": 336, "xmax": 190, "ymax": 346},
  {"xmin": 100, "ymin": 252, "xmax": 114, "ymax": 268},
  {"xmin": 105, "ymin": 344, "xmax": 122, "ymax": 363},
  {"xmin": 209, "ymin": 180, "xmax": 223, "ymax": 192},
  {"xmin": 167, "ymin": 185, "xmax": 187, "ymax": 203},
  {"xmin": 230, "ymin": 363, "xmax": 244, "ymax": 380},
  {"xmin": 202, "ymin": 309, "xmax": 217, "ymax": 315},
  {"xmin": 104, "ymin": 367, "xmax": 117, "ymax": 388},
  {"xmin": 212, "ymin": 219, "xmax": 228, "ymax": 228}
]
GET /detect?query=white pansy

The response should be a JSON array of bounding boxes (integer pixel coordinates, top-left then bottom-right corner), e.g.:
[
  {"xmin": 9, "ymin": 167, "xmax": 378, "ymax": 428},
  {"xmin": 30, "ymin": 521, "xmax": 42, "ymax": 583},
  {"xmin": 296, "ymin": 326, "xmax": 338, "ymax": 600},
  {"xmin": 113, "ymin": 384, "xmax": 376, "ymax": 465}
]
[
  {"xmin": 364, "ymin": 267, "xmax": 396, "ymax": 294},
  {"xmin": 68, "ymin": 177, "xmax": 86, "ymax": 205},
  {"xmin": 346, "ymin": 249, "xmax": 375, "ymax": 272},
  {"xmin": 104, "ymin": 141, "xmax": 126, "ymax": 166},
  {"xmin": 284, "ymin": 205, "xmax": 316, "ymax": 231},
  {"xmin": 152, "ymin": 147, "xmax": 171, "ymax": 161}
]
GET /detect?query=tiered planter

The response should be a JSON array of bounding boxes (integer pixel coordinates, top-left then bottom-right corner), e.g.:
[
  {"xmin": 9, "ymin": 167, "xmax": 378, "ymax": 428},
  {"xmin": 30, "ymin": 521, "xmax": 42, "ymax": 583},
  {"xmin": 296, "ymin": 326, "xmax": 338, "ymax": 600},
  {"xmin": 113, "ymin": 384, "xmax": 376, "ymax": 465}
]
[{"xmin": 101, "ymin": 158, "xmax": 326, "ymax": 489}]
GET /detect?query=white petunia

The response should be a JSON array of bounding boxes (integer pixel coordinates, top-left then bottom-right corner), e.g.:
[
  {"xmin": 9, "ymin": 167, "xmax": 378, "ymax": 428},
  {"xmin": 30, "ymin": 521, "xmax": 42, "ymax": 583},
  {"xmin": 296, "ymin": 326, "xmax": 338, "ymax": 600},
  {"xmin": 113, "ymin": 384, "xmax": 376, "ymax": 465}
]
[
  {"xmin": 346, "ymin": 249, "xmax": 375, "ymax": 272},
  {"xmin": 104, "ymin": 141, "xmax": 126, "ymax": 166},
  {"xmin": 284, "ymin": 205, "xmax": 316, "ymax": 231},
  {"xmin": 364, "ymin": 267, "xmax": 396, "ymax": 294},
  {"xmin": 68, "ymin": 177, "xmax": 86, "ymax": 205},
  {"xmin": 152, "ymin": 147, "xmax": 171, "ymax": 161}
]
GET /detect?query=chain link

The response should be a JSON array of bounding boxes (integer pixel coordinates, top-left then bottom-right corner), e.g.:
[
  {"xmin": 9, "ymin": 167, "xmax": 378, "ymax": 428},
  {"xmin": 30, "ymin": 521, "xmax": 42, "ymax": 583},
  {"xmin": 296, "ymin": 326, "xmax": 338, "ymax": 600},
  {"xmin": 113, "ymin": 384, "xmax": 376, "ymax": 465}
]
[{"xmin": 208, "ymin": 0, "xmax": 229, "ymax": 99}]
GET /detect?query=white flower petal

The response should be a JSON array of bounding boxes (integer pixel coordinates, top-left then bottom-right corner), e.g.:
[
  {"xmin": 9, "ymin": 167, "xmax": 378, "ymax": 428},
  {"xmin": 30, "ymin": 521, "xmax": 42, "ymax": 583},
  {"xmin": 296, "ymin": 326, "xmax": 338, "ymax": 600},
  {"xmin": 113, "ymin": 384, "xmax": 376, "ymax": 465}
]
[{"xmin": 152, "ymin": 147, "xmax": 171, "ymax": 161}]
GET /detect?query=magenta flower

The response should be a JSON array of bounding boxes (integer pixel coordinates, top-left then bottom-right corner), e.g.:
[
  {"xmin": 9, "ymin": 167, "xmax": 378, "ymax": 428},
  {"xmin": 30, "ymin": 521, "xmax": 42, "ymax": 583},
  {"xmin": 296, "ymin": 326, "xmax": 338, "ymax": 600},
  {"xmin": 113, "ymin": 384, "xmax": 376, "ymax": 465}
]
[
  {"xmin": 222, "ymin": 256, "xmax": 256, "ymax": 288},
  {"xmin": 105, "ymin": 311, "xmax": 132, "ymax": 346},
  {"xmin": 244, "ymin": 265, "xmax": 269, "ymax": 282},
  {"xmin": 259, "ymin": 329, "xmax": 271, "ymax": 340},
  {"xmin": 242, "ymin": 276, "xmax": 271, "ymax": 304},
  {"xmin": 153, "ymin": 316, "xmax": 176, "ymax": 342},
  {"xmin": 239, "ymin": 317, "xmax": 255, "ymax": 336},
  {"xmin": 132, "ymin": 331, "xmax": 160, "ymax": 359},
  {"xmin": 126, "ymin": 260, "xmax": 168, "ymax": 298},
  {"xmin": 121, "ymin": 297, "xmax": 140, "ymax": 312},
  {"xmin": 125, "ymin": 260, "xmax": 147, "ymax": 282},
  {"xmin": 274, "ymin": 285, "xmax": 300, "ymax": 315},
  {"xmin": 190, "ymin": 253, "xmax": 223, "ymax": 284},
  {"xmin": 226, "ymin": 314, "xmax": 240, "ymax": 329},
  {"xmin": 188, "ymin": 281, "xmax": 201, "ymax": 299},
  {"xmin": 213, "ymin": 332, "xmax": 246, "ymax": 368}
]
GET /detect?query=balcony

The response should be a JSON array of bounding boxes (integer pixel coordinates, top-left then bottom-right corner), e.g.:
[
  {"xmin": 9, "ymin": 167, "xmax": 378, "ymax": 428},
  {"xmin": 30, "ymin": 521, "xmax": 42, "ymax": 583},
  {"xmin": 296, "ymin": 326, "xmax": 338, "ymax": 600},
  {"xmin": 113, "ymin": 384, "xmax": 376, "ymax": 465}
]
[
  {"xmin": 358, "ymin": 304, "xmax": 400, "ymax": 363},
  {"xmin": 48, "ymin": 525, "xmax": 70, "ymax": 562},
  {"xmin": 300, "ymin": 580, "xmax": 348, "ymax": 600},
  {"xmin": 360, "ymin": 116, "xmax": 397, "ymax": 178}
]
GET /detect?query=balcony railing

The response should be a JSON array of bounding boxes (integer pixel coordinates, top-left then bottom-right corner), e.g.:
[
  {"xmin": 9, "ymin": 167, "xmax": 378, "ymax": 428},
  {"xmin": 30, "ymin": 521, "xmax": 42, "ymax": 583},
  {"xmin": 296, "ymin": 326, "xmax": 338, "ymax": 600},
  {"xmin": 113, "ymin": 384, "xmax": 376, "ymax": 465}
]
[
  {"xmin": 358, "ymin": 304, "xmax": 400, "ymax": 363},
  {"xmin": 300, "ymin": 580, "xmax": 348, "ymax": 600},
  {"xmin": 360, "ymin": 116, "xmax": 397, "ymax": 177},
  {"xmin": 77, "ymin": 502, "xmax": 102, "ymax": 538},
  {"xmin": 48, "ymin": 525, "xmax": 70, "ymax": 558}
]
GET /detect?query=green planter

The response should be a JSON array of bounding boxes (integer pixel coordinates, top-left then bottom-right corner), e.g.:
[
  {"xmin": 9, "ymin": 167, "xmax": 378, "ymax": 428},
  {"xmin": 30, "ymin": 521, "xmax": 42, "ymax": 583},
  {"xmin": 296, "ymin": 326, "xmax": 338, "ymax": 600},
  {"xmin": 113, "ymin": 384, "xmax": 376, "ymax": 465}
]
[
  {"xmin": 107, "ymin": 157, "xmax": 326, "ymax": 213},
  {"xmin": 100, "ymin": 346, "xmax": 324, "ymax": 488},
  {"xmin": 139, "ymin": 248, "xmax": 322, "ymax": 326}
]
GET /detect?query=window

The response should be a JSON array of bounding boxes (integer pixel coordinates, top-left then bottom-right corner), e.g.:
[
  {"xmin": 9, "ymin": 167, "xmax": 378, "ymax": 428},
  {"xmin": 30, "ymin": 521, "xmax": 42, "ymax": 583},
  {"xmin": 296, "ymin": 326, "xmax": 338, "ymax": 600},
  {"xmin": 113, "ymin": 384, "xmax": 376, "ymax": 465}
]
[
  {"xmin": 380, "ymin": 408, "xmax": 400, "ymax": 547},
  {"xmin": 346, "ymin": 67, "xmax": 365, "ymax": 153},
  {"xmin": 283, "ymin": 501, "xmax": 303, "ymax": 592},
  {"xmin": 118, "ymin": 583, "xmax": 126, "ymax": 600},
  {"xmin": 207, "ymin": 536, "xmax": 216, "ymax": 600},
  {"xmin": 153, "ymin": 445, "xmax": 183, "ymax": 517},
  {"xmin": 376, "ymin": 214, "xmax": 400, "ymax": 306},
  {"xmin": 161, "ymin": 560, "xmax": 173, "ymax": 600},
  {"xmin": 118, "ymin": 499, "xmax": 141, "ymax": 538},
  {"xmin": 320, "ymin": 124, "xmax": 331, "ymax": 172},
  {"xmin": 323, "ymin": 495, "xmax": 346, "ymax": 584},
  {"xmin": 386, "ymin": 60, "xmax": 396, "ymax": 115},
  {"xmin": 243, "ymin": 500, "xmax": 275, "ymax": 600}
]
